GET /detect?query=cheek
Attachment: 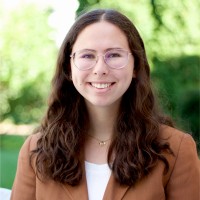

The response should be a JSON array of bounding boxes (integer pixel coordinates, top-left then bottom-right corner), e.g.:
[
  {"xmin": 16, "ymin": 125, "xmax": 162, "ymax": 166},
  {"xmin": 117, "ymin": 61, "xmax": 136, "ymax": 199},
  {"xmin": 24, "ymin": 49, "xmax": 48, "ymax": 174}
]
[
  {"xmin": 71, "ymin": 66, "xmax": 80, "ymax": 86},
  {"xmin": 71, "ymin": 75, "xmax": 83, "ymax": 95},
  {"xmin": 123, "ymin": 69, "xmax": 134, "ymax": 89},
  {"xmin": 126, "ymin": 66, "xmax": 134, "ymax": 81},
  {"xmin": 71, "ymin": 73, "xmax": 81, "ymax": 87},
  {"xmin": 71, "ymin": 68, "xmax": 88, "ymax": 87},
  {"xmin": 117, "ymin": 70, "xmax": 133, "ymax": 91},
  {"xmin": 124, "ymin": 73, "xmax": 133, "ymax": 87}
]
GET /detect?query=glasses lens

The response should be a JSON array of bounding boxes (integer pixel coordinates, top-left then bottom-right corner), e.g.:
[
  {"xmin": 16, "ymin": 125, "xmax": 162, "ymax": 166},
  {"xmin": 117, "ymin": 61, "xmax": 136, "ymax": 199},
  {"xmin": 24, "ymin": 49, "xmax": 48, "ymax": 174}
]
[
  {"xmin": 72, "ymin": 49, "xmax": 130, "ymax": 70},
  {"xmin": 105, "ymin": 49, "xmax": 129, "ymax": 69},
  {"xmin": 73, "ymin": 50, "xmax": 96, "ymax": 70}
]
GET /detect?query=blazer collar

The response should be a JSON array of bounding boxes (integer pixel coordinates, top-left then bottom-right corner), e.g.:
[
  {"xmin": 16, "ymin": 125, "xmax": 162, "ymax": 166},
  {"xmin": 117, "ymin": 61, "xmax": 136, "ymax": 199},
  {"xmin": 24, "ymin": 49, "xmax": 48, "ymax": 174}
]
[
  {"xmin": 103, "ymin": 173, "xmax": 129, "ymax": 200},
  {"xmin": 62, "ymin": 172, "xmax": 129, "ymax": 200},
  {"xmin": 61, "ymin": 174, "xmax": 88, "ymax": 200}
]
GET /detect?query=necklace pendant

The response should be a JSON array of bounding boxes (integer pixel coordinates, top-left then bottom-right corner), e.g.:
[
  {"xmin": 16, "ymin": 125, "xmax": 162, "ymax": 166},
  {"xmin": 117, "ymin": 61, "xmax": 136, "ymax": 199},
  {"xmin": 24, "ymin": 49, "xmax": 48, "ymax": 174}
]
[{"xmin": 99, "ymin": 141, "xmax": 106, "ymax": 146}]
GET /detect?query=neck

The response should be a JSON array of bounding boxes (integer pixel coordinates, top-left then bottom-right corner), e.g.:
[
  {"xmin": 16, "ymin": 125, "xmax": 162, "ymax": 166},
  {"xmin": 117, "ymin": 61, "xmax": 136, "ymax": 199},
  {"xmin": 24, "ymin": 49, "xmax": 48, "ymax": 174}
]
[
  {"xmin": 86, "ymin": 133, "xmax": 111, "ymax": 146},
  {"xmin": 86, "ymin": 102, "xmax": 119, "ymax": 140},
  {"xmin": 84, "ymin": 102, "xmax": 119, "ymax": 164}
]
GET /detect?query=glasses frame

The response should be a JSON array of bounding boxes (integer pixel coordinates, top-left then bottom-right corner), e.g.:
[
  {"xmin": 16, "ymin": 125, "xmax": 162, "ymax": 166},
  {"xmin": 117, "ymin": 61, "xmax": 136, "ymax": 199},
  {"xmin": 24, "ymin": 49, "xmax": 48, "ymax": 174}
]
[{"xmin": 70, "ymin": 49, "xmax": 132, "ymax": 71}]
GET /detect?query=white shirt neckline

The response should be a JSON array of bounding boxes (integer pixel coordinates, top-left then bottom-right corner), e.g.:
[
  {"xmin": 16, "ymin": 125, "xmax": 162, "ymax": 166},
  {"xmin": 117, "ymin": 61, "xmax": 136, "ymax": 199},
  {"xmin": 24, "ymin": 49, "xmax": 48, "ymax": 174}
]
[{"xmin": 85, "ymin": 161, "xmax": 111, "ymax": 200}]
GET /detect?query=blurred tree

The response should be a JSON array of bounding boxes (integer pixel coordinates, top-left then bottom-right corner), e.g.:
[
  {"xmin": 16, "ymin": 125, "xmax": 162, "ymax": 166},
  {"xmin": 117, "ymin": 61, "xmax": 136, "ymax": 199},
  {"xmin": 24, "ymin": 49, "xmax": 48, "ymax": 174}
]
[
  {"xmin": 76, "ymin": 0, "xmax": 100, "ymax": 16},
  {"xmin": 76, "ymin": 0, "xmax": 200, "ymax": 58},
  {"xmin": 152, "ymin": 55, "xmax": 200, "ymax": 151},
  {"xmin": 0, "ymin": 3, "xmax": 57, "ymax": 123}
]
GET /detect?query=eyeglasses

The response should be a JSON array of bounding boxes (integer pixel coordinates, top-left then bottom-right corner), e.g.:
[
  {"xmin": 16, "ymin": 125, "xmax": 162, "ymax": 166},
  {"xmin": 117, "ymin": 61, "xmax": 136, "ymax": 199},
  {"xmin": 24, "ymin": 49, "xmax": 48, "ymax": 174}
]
[{"xmin": 70, "ymin": 49, "xmax": 132, "ymax": 70}]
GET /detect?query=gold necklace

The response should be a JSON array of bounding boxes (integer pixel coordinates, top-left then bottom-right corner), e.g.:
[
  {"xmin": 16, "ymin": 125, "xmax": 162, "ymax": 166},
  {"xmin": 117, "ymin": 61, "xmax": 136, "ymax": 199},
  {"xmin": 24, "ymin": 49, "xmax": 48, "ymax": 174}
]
[{"xmin": 86, "ymin": 134, "xmax": 111, "ymax": 146}]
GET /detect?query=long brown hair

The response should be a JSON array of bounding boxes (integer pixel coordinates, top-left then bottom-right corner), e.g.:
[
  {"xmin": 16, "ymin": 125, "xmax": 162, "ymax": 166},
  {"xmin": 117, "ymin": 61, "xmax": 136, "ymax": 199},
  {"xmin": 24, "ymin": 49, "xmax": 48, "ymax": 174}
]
[{"xmin": 31, "ymin": 9, "xmax": 173, "ymax": 186}]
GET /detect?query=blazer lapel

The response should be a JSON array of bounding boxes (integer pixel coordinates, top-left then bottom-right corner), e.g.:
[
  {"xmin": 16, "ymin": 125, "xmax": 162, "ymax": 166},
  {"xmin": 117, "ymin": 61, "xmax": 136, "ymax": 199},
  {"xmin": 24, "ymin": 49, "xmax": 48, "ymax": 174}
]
[
  {"xmin": 103, "ymin": 173, "xmax": 129, "ymax": 200},
  {"xmin": 61, "ymin": 172, "xmax": 88, "ymax": 200},
  {"xmin": 61, "ymin": 168, "xmax": 129, "ymax": 200}
]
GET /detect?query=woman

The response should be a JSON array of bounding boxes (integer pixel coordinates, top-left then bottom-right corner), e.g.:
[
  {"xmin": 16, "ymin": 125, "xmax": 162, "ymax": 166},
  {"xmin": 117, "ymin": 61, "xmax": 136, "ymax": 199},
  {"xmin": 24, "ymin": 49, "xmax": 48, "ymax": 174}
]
[{"xmin": 11, "ymin": 9, "xmax": 200, "ymax": 200}]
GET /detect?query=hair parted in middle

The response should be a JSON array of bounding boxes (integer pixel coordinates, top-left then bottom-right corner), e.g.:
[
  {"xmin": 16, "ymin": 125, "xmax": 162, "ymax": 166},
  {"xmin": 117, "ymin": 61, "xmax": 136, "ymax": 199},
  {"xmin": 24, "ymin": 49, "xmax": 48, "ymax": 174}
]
[{"xmin": 31, "ymin": 9, "xmax": 173, "ymax": 186}]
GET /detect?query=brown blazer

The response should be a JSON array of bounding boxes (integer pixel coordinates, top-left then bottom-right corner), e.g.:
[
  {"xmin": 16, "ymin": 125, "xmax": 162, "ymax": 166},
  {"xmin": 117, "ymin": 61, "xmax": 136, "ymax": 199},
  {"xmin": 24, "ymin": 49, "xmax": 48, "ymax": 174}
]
[{"xmin": 11, "ymin": 126, "xmax": 200, "ymax": 200}]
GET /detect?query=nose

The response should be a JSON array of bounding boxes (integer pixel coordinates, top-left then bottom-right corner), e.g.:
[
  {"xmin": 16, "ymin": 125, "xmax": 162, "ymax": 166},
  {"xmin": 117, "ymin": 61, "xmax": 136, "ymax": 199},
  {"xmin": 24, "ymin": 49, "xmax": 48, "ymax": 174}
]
[{"xmin": 92, "ymin": 55, "xmax": 109, "ymax": 76}]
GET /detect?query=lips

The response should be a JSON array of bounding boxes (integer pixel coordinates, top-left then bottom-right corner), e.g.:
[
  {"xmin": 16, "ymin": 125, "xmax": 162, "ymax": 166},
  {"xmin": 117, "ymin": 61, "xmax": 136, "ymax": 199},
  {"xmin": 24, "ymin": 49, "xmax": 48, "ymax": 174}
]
[{"xmin": 90, "ymin": 83, "xmax": 114, "ymax": 89}]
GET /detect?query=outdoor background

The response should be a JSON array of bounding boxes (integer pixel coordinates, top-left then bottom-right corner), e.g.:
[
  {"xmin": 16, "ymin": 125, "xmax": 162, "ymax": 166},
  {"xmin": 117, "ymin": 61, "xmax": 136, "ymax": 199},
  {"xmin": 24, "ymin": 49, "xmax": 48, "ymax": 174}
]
[{"xmin": 0, "ymin": 0, "xmax": 200, "ymax": 189}]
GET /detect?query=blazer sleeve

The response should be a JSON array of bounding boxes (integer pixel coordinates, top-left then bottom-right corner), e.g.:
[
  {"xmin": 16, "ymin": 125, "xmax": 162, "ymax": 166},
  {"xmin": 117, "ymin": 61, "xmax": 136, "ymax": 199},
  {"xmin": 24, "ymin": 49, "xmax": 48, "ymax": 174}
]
[
  {"xmin": 165, "ymin": 134, "xmax": 200, "ymax": 200},
  {"xmin": 10, "ymin": 135, "xmax": 36, "ymax": 200}
]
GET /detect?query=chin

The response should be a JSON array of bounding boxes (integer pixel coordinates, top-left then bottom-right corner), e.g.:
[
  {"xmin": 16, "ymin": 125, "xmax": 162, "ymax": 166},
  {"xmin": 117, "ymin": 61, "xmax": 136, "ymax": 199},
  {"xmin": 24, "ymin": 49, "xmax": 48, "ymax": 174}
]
[{"xmin": 85, "ymin": 98, "xmax": 121, "ymax": 108}]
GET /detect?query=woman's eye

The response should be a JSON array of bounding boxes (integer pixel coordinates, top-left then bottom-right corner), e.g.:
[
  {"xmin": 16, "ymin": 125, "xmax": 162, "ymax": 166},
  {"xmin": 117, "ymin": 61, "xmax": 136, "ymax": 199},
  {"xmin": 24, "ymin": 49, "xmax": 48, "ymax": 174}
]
[
  {"xmin": 80, "ymin": 54, "xmax": 95, "ymax": 59},
  {"xmin": 107, "ymin": 53, "xmax": 121, "ymax": 58}
]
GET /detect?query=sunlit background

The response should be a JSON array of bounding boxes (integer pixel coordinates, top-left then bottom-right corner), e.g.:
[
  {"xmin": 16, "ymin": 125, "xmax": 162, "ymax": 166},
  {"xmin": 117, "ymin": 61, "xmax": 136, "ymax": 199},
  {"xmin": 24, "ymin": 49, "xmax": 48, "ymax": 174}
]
[
  {"xmin": 1, "ymin": 0, "xmax": 79, "ymax": 46},
  {"xmin": 0, "ymin": 0, "xmax": 199, "ymax": 190}
]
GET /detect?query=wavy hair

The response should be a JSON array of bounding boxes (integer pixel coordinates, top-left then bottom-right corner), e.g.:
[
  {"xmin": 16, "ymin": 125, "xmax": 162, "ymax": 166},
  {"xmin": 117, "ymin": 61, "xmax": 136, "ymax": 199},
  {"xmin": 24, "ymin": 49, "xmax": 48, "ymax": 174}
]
[{"xmin": 31, "ymin": 9, "xmax": 174, "ymax": 186}]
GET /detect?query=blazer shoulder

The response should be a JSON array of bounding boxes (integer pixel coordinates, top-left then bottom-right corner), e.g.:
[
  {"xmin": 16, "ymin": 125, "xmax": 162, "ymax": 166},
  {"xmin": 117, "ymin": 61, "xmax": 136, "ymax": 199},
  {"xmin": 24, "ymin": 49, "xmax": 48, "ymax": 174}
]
[
  {"xmin": 160, "ymin": 126, "xmax": 200, "ymax": 199},
  {"xmin": 159, "ymin": 125, "xmax": 197, "ymax": 155},
  {"xmin": 19, "ymin": 132, "xmax": 41, "ymax": 156},
  {"xmin": 159, "ymin": 125, "xmax": 199, "ymax": 186}
]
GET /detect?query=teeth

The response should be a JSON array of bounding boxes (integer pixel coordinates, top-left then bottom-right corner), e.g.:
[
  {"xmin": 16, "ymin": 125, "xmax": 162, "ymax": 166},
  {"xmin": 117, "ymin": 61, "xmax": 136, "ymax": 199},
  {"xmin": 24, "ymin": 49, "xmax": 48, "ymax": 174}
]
[{"xmin": 91, "ymin": 83, "xmax": 112, "ymax": 89}]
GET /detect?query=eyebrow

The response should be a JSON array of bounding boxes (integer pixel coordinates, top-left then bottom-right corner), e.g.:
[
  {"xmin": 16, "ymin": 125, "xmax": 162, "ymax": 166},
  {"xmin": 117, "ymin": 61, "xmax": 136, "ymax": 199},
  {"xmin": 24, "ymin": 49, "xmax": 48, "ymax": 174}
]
[
  {"xmin": 106, "ymin": 47, "xmax": 124, "ymax": 51},
  {"xmin": 77, "ymin": 47, "xmax": 124, "ymax": 52}
]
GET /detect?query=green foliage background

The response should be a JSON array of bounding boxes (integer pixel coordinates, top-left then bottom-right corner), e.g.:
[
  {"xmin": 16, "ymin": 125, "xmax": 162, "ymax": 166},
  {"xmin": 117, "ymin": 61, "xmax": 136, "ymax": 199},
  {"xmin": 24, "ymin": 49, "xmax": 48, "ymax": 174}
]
[
  {"xmin": 0, "ymin": 3, "xmax": 57, "ymax": 124},
  {"xmin": 0, "ymin": 135, "xmax": 26, "ymax": 189},
  {"xmin": 0, "ymin": 0, "xmax": 199, "ymax": 149}
]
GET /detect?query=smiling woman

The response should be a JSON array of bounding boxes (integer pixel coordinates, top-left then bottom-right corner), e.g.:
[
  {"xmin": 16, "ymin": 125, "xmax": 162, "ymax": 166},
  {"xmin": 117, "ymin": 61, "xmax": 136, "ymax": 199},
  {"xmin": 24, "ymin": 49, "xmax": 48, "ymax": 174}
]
[
  {"xmin": 70, "ymin": 21, "xmax": 134, "ymax": 107},
  {"xmin": 11, "ymin": 9, "xmax": 200, "ymax": 200}
]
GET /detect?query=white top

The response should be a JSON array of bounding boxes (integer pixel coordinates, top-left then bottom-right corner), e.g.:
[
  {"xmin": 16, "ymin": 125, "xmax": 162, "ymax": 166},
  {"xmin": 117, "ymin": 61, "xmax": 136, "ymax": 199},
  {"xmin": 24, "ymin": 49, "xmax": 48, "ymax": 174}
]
[
  {"xmin": 85, "ymin": 161, "xmax": 111, "ymax": 200},
  {"xmin": 0, "ymin": 188, "xmax": 11, "ymax": 200}
]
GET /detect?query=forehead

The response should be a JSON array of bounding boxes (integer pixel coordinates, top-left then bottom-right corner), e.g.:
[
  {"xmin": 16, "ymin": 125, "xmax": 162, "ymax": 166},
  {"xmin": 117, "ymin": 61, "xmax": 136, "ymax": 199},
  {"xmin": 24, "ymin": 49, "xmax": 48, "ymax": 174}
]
[{"xmin": 72, "ymin": 21, "xmax": 130, "ymax": 51}]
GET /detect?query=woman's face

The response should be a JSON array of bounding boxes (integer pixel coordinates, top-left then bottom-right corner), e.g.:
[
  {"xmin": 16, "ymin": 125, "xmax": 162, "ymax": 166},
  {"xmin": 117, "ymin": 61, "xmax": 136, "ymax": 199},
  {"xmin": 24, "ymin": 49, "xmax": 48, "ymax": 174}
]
[{"xmin": 70, "ymin": 21, "xmax": 135, "ymax": 108}]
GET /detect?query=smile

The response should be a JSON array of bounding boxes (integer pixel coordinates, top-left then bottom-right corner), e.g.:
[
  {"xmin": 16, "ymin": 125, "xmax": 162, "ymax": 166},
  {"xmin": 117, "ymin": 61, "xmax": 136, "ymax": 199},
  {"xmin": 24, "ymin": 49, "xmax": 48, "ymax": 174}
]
[{"xmin": 90, "ymin": 83, "xmax": 113, "ymax": 89}]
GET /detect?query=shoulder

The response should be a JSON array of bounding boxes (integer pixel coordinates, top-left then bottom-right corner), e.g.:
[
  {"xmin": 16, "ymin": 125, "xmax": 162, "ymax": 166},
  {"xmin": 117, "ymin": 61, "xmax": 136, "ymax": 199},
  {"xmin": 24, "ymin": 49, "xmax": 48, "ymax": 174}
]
[
  {"xmin": 19, "ymin": 133, "xmax": 41, "ymax": 157},
  {"xmin": 159, "ymin": 125, "xmax": 200, "ymax": 183},
  {"xmin": 159, "ymin": 125, "xmax": 199, "ymax": 168},
  {"xmin": 159, "ymin": 125, "xmax": 197, "ymax": 155},
  {"xmin": 159, "ymin": 127, "xmax": 200, "ymax": 198}
]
